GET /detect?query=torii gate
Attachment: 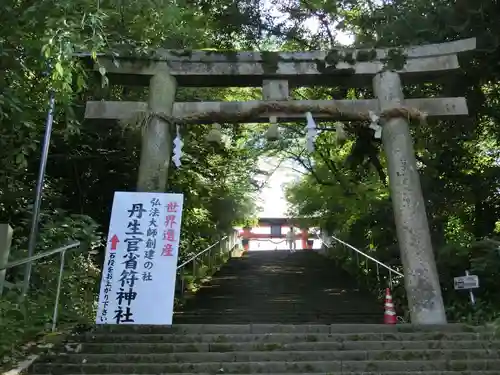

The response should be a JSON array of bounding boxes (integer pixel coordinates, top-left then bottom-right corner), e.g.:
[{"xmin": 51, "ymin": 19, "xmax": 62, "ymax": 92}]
[
  {"xmin": 84, "ymin": 38, "xmax": 476, "ymax": 325},
  {"xmin": 238, "ymin": 217, "xmax": 320, "ymax": 251}
]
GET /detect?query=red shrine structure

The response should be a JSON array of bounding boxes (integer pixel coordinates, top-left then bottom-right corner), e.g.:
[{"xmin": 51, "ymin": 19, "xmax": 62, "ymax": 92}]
[{"xmin": 238, "ymin": 217, "xmax": 319, "ymax": 251}]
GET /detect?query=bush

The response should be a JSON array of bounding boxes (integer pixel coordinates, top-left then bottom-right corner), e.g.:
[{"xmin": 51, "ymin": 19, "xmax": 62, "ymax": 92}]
[{"xmin": 0, "ymin": 211, "xmax": 102, "ymax": 363}]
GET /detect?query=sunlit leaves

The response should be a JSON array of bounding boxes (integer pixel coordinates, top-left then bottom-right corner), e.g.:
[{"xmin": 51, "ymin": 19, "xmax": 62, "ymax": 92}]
[{"xmin": 282, "ymin": 0, "xmax": 500, "ymax": 323}]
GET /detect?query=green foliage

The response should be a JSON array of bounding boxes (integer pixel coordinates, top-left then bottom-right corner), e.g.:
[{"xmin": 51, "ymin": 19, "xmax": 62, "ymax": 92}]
[
  {"xmin": 1, "ymin": 0, "xmax": 264, "ymax": 365},
  {"xmin": 437, "ymin": 238, "xmax": 500, "ymax": 324},
  {"xmin": 3, "ymin": 0, "xmax": 500, "ymax": 364},
  {"xmin": 1, "ymin": 212, "xmax": 101, "ymax": 362},
  {"xmin": 283, "ymin": 0, "xmax": 500, "ymax": 324}
]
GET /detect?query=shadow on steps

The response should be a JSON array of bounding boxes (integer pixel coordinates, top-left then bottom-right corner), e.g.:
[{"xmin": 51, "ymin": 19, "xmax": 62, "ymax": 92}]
[{"xmin": 174, "ymin": 250, "xmax": 383, "ymax": 324}]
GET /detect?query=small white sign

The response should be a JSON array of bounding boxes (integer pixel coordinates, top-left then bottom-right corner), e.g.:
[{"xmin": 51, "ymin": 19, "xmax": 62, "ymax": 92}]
[
  {"xmin": 96, "ymin": 191, "xmax": 184, "ymax": 325},
  {"xmin": 454, "ymin": 275, "xmax": 479, "ymax": 290}
]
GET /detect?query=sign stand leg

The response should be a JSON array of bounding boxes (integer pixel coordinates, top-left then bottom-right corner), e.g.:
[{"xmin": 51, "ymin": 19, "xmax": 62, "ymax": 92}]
[{"xmin": 465, "ymin": 270, "xmax": 476, "ymax": 306}]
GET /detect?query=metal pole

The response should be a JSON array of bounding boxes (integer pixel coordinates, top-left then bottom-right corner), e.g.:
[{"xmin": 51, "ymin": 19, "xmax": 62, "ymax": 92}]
[
  {"xmin": 208, "ymin": 248, "xmax": 212, "ymax": 271},
  {"xmin": 51, "ymin": 249, "xmax": 66, "ymax": 332},
  {"xmin": 180, "ymin": 274, "xmax": 185, "ymax": 297},
  {"xmin": 465, "ymin": 270, "xmax": 476, "ymax": 306},
  {"xmin": 21, "ymin": 90, "xmax": 56, "ymax": 300}
]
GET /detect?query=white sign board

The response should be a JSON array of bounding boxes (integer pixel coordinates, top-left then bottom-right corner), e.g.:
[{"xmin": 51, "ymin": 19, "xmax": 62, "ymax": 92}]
[
  {"xmin": 96, "ymin": 191, "xmax": 184, "ymax": 325},
  {"xmin": 454, "ymin": 275, "xmax": 479, "ymax": 290}
]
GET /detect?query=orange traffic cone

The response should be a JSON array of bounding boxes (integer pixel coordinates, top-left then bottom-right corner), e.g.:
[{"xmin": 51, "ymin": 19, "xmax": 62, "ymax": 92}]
[{"xmin": 384, "ymin": 288, "xmax": 397, "ymax": 324}]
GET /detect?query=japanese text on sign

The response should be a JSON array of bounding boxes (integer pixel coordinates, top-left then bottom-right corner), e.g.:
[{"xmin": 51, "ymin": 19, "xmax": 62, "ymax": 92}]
[
  {"xmin": 96, "ymin": 192, "xmax": 184, "ymax": 325},
  {"xmin": 454, "ymin": 275, "xmax": 479, "ymax": 290},
  {"xmin": 162, "ymin": 201, "xmax": 180, "ymax": 257}
]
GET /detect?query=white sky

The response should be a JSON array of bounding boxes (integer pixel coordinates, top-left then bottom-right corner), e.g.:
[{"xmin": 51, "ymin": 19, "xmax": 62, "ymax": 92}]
[
  {"xmin": 258, "ymin": 14, "xmax": 353, "ymax": 218},
  {"xmin": 257, "ymin": 157, "xmax": 301, "ymax": 217}
]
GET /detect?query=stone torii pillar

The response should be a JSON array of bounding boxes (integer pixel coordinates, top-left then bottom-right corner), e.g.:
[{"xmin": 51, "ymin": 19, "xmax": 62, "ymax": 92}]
[
  {"xmin": 374, "ymin": 71, "xmax": 446, "ymax": 325},
  {"xmin": 137, "ymin": 63, "xmax": 177, "ymax": 192}
]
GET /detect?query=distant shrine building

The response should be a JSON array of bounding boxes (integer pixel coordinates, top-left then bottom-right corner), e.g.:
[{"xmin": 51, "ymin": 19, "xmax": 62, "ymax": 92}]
[{"xmin": 236, "ymin": 217, "xmax": 320, "ymax": 251}]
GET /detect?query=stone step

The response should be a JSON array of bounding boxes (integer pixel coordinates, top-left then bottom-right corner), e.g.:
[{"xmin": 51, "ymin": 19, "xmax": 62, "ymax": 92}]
[
  {"xmin": 181, "ymin": 280, "xmax": 374, "ymax": 286},
  {"xmin": 170, "ymin": 317, "xmax": 383, "ymax": 322},
  {"xmin": 76, "ymin": 340, "xmax": 500, "ymax": 353},
  {"xmin": 173, "ymin": 310, "xmax": 382, "ymax": 316},
  {"xmin": 176, "ymin": 300, "xmax": 382, "ymax": 306},
  {"xmin": 79, "ymin": 331, "xmax": 495, "ymax": 343},
  {"xmin": 172, "ymin": 316, "xmax": 383, "ymax": 324},
  {"xmin": 31, "ymin": 359, "xmax": 500, "ymax": 373},
  {"xmin": 174, "ymin": 308, "xmax": 383, "ymax": 313},
  {"xmin": 189, "ymin": 284, "xmax": 367, "ymax": 289},
  {"xmin": 174, "ymin": 307, "xmax": 384, "ymax": 312},
  {"xmin": 28, "ymin": 372, "xmax": 500, "ymax": 375},
  {"xmin": 171, "ymin": 319, "xmax": 384, "ymax": 325},
  {"xmin": 92, "ymin": 323, "xmax": 476, "ymax": 334},
  {"xmin": 44, "ymin": 349, "xmax": 500, "ymax": 363},
  {"xmin": 181, "ymin": 291, "xmax": 380, "ymax": 299}
]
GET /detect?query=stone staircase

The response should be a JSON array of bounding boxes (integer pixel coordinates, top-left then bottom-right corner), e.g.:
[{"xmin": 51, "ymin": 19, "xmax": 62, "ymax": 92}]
[
  {"xmin": 27, "ymin": 250, "xmax": 500, "ymax": 374},
  {"xmin": 174, "ymin": 250, "xmax": 383, "ymax": 324},
  {"xmin": 32, "ymin": 324, "xmax": 500, "ymax": 374}
]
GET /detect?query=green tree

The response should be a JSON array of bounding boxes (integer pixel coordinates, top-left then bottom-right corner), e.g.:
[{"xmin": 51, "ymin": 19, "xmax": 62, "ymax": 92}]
[
  {"xmin": 284, "ymin": 0, "xmax": 500, "ymax": 323},
  {"xmin": 0, "ymin": 0, "xmax": 269, "ymax": 361}
]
